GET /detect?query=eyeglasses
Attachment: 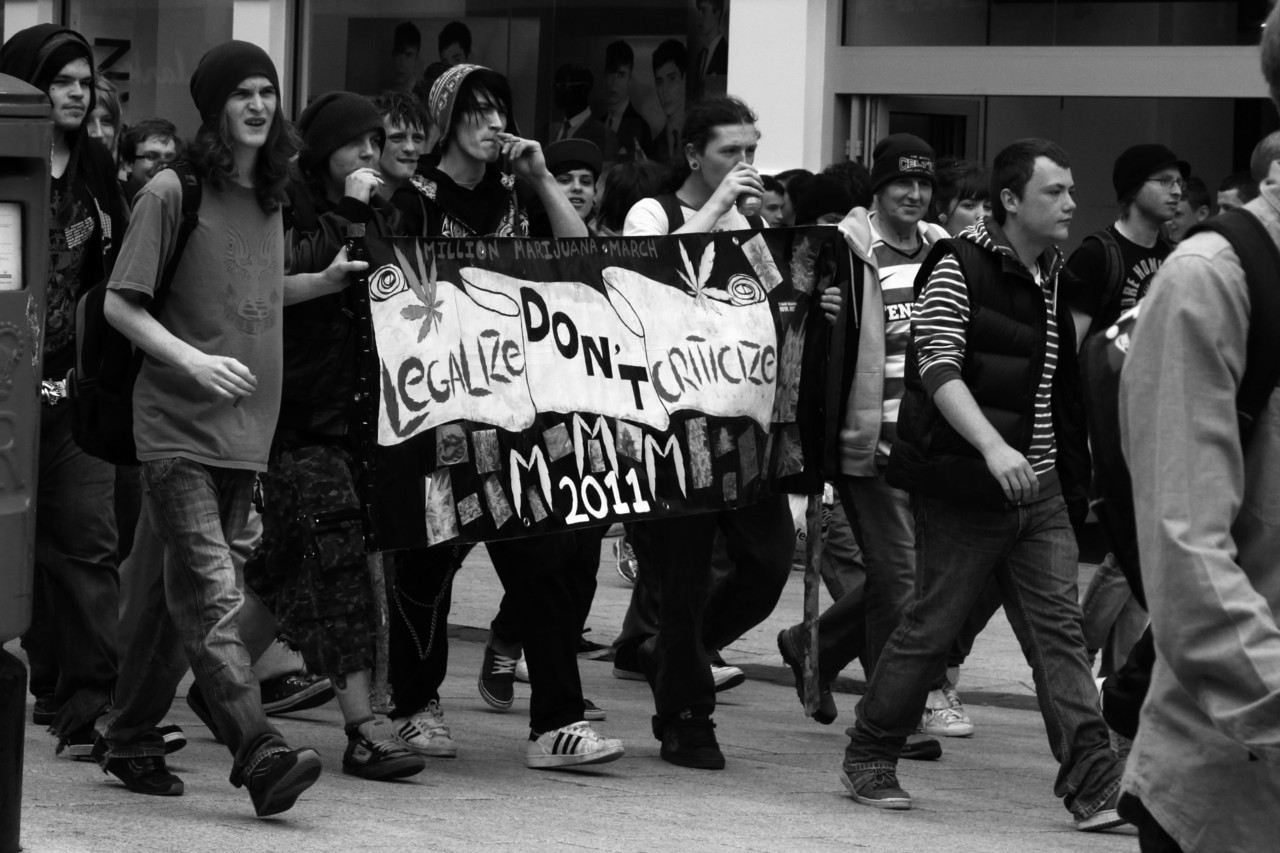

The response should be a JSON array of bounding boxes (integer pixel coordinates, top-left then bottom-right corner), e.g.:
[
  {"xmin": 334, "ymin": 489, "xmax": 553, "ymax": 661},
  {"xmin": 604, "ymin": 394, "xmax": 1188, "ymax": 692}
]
[
  {"xmin": 1147, "ymin": 176, "xmax": 1185, "ymax": 191},
  {"xmin": 135, "ymin": 151, "xmax": 175, "ymax": 164}
]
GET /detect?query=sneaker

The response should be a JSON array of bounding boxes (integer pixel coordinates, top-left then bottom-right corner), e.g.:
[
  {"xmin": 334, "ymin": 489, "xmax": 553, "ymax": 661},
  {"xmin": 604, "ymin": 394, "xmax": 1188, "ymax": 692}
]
[
  {"xmin": 658, "ymin": 710, "xmax": 725, "ymax": 770},
  {"xmin": 186, "ymin": 684, "xmax": 224, "ymax": 744},
  {"xmin": 31, "ymin": 695, "xmax": 57, "ymax": 726},
  {"xmin": 526, "ymin": 721, "xmax": 624, "ymax": 769},
  {"xmin": 777, "ymin": 627, "xmax": 837, "ymax": 724},
  {"xmin": 514, "ymin": 654, "xmax": 530, "ymax": 683},
  {"xmin": 343, "ymin": 722, "xmax": 427, "ymax": 781},
  {"xmin": 392, "ymin": 701, "xmax": 457, "ymax": 758},
  {"xmin": 840, "ymin": 767, "xmax": 912, "ymax": 809},
  {"xmin": 58, "ymin": 725, "xmax": 97, "ymax": 761},
  {"xmin": 261, "ymin": 673, "xmax": 335, "ymax": 715},
  {"xmin": 613, "ymin": 537, "xmax": 638, "ymax": 585},
  {"xmin": 922, "ymin": 681, "xmax": 974, "ymax": 737},
  {"xmin": 157, "ymin": 723, "xmax": 187, "ymax": 754},
  {"xmin": 478, "ymin": 643, "xmax": 517, "ymax": 711},
  {"xmin": 611, "ymin": 643, "xmax": 647, "ymax": 681},
  {"xmin": 98, "ymin": 737, "xmax": 184, "ymax": 797},
  {"xmin": 245, "ymin": 748, "xmax": 323, "ymax": 817},
  {"xmin": 583, "ymin": 699, "xmax": 606, "ymax": 722},
  {"xmin": 899, "ymin": 731, "xmax": 942, "ymax": 761},
  {"xmin": 711, "ymin": 663, "xmax": 746, "ymax": 693},
  {"xmin": 578, "ymin": 629, "xmax": 611, "ymax": 660},
  {"xmin": 1075, "ymin": 790, "xmax": 1127, "ymax": 832}
]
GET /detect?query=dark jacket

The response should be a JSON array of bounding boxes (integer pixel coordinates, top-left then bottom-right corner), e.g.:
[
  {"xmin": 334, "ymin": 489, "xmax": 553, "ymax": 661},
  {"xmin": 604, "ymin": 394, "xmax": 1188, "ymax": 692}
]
[{"xmin": 887, "ymin": 219, "xmax": 1090, "ymax": 528}]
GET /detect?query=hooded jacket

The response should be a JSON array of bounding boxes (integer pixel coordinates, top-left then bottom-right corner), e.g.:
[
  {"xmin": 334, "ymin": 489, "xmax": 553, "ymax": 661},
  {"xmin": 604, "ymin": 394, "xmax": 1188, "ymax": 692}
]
[{"xmin": 887, "ymin": 217, "xmax": 1090, "ymax": 525}]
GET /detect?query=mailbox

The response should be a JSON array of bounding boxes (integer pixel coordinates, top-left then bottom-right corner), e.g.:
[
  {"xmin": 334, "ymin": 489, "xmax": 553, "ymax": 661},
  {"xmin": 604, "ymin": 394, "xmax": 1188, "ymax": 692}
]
[{"xmin": 0, "ymin": 73, "xmax": 49, "ymax": 646}]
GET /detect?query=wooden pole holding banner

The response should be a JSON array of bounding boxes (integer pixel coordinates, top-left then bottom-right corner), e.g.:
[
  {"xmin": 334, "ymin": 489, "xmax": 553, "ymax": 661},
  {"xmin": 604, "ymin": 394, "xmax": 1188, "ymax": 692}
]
[
  {"xmin": 368, "ymin": 550, "xmax": 392, "ymax": 714},
  {"xmin": 802, "ymin": 492, "xmax": 825, "ymax": 717}
]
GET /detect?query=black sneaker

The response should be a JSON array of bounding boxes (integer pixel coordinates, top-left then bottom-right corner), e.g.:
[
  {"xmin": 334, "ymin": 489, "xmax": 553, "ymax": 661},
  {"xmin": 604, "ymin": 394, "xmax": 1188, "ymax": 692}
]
[
  {"xmin": 583, "ymin": 699, "xmax": 606, "ymax": 722},
  {"xmin": 899, "ymin": 731, "xmax": 942, "ymax": 761},
  {"xmin": 262, "ymin": 673, "xmax": 335, "ymax": 716},
  {"xmin": 478, "ymin": 643, "xmax": 517, "ymax": 711},
  {"xmin": 58, "ymin": 725, "xmax": 97, "ymax": 761},
  {"xmin": 342, "ymin": 724, "xmax": 426, "ymax": 781},
  {"xmin": 157, "ymin": 723, "xmax": 187, "ymax": 755},
  {"xmin": 577, "ymin": 629, "xmax": 611, "ymax": 660},
  {"xmin": 658, "ymin": 710, "xmax": 725, "ymax": 770},
  {"xmin": 777, "ymin": 627, "xmax": 837, "ymax": 725},
  {"xmin": 186, "ymin": 684, "xmax": 224, "ymax": 744},
  {"xmin": 611, "ymin": 642, "xmax": 647, "ymax": 681},
  {"xmin": 99, "ymin": 739, "xmax": 184, "ymax": 797},
  {"xmin": 841, "ymin": 767, "xmax": 912, "ymax": 809},
  {"xmin": 245, "ymin": 748, "xmax": 323, "ymax": 817},
  {"xmin": 31, "ymin": 695, "xmax": 58, "ymax": 726}
]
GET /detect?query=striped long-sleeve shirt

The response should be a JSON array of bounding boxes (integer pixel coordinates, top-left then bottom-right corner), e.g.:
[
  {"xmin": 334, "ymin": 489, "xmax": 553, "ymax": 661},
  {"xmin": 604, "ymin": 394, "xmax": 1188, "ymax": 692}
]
[{"xmin": 912, "ymin": 233, "xmax": 1061, "ymax": 476}]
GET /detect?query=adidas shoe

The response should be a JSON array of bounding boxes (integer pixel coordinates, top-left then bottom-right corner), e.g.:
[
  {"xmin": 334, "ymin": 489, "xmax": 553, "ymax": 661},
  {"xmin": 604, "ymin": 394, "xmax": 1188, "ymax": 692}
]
[
  {"xmin": 343, "ymin": 720, "xmax": 427, "ymax": 781},
  {"xmin": 478, "ymin": 643, "xmax": 517, "ymax": 711},
  {"xmin": 526, "ymin": 721, "xmax": 624, "ymax": 769},
  {"xmin": 392, "ymin": 701, "xmax": 457, "ymax": 758}
]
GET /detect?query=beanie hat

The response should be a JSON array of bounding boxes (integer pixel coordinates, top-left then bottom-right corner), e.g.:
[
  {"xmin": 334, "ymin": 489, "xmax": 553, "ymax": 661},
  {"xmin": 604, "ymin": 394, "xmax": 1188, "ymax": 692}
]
[
  {"xmin": 1112, "ymin": 143, "xmax": 1190, "ymax": 201},
  {"xmin": 189, "ymin": 40, "xmax": 280, "ymax": 124},
  {"xmin": 545, "ymin": 138, "xmax": 602, "ymax": 179},
  {"xmin": 870, "ymin": 133, "xmax": 936, "ymax": 193},
  {"xmin": 789, "ymin": 174, "xmax": 855, "ymax": 225},
  {"xmin": 297, "ymin": 91, "xmax": 385, "ymax": 175},
  {"xmin": 427, "ymin": 63, "xmax": 483, "ymax": 138}
]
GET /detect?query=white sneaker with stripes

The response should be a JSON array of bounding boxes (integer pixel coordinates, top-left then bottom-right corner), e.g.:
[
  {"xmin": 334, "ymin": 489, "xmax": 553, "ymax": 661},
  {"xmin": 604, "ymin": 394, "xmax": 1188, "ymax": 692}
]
[{"xmin": 526, "ymin": 721, "xmax": 625, "ymax": 769}]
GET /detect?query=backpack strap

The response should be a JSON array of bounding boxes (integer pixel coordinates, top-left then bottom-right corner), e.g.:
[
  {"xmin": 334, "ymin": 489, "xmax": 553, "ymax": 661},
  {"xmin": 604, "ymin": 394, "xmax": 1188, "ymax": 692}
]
[
  {"xmin": 1089, "ymin": 229, "xmax": 1126, "ymax": 333},
  {"xmin": 149, "ymin": 163, "xmax": 203, "ymax": 316},
  {"xmin": 654, "ymin": 193, "xmax": 685, "ymax": 232},
  {"xmin": 1185, "ymin": 207, "xmax": 1280, "ymax": 440}
]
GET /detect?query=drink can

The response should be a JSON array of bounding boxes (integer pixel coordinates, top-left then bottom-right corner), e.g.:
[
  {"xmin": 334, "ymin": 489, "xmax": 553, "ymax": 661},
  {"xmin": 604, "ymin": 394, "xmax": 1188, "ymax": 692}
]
[{"xmin": 736, "ymin": 192, "xmax": 761, "ymax": 217}]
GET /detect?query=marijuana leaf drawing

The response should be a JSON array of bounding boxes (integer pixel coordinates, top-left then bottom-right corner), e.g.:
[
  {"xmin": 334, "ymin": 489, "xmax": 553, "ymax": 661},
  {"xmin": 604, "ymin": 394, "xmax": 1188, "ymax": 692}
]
[
  {"xmin": 393, "ymin": 241, "xmax": 445, "ymax": 342},
  {"xmin": 676, "ymin": 241, "xmax": 733, "ymax": 313}
]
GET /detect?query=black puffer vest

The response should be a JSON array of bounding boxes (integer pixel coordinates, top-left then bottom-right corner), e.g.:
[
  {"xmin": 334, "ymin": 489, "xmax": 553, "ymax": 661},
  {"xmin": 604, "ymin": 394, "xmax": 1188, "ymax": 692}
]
[{"xmin": 887, "ymin": 221, "xmax": 1090, "ymax": 523}]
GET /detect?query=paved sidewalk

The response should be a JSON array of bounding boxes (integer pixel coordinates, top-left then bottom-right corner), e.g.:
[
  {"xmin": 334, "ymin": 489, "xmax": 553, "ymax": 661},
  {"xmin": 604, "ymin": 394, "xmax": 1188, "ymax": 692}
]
[{"xmin": 12, "ymin": 536, "xmax": 1136, "ymax": 853}]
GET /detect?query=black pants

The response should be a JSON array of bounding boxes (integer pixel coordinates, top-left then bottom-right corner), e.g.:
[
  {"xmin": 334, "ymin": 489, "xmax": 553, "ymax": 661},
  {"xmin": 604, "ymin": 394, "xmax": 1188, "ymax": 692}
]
[
  {"xmin": 490, "ymin": 526, "xmax": 605, "ymax": 645},
  {"xmin": 387, "ymin": 546, "xmax": 463, "ymax": 719},
  {"xmin": 639, "ymin": 495, "xmax": 793, "ymax": 721},
  {"xmin": 1119, "ymin": 794, "xmax": 1184, "ymax": 853}
]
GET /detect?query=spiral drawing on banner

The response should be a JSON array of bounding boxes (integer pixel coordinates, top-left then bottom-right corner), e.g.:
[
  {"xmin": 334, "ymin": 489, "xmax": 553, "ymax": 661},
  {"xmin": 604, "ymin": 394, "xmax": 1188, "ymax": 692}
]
[
  {"xmin": 726, "ymin": 274, "xmax": 766, "ymax": 306},
  {"xmin": 369, "ymin": 264, "xmax": 409, "ymax": 302}
]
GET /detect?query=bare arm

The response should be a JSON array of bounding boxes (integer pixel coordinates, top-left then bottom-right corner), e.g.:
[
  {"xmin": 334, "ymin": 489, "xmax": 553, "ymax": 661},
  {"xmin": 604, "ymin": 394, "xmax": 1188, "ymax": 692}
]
[
  {"xmin": 104, "ymin": 289, "xmax": 256, "ymax": 402},
  {"xmin": 499, "ymin": 133, "xmax": 588, "ymax": 239},
  {"xmin": 932, "ymin": 378, "xmax": 1038, "ymax": 503}
]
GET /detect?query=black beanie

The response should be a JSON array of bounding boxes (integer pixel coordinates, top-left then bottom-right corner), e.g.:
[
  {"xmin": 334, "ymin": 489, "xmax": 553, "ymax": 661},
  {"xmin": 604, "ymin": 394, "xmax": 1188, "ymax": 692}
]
[
  {"xmin": 298, "ymin": 91, "xmax": 386, "ymax": 175},
  {"xmin": 189, "ymin": 40, "xmax": 280, "ymax": 124},
  {"xmin": 1112, "ymin": 143, "xmax": 1189, "ymax": 201},
  {"xmin": 870, "ymin": 133, "xmax": 936, "ymax": 194},
  {"xmin": 790, "ymin": 174, "xmax": 855, "ymax": 225}
]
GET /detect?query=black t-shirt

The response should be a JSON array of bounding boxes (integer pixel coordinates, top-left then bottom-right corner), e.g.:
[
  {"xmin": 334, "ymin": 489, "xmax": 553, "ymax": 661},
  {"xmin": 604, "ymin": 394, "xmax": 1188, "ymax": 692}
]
[
  {"xmin": 45, "ymin": 171, "xmax": 100, "ymax": 379},
  {"xmin": 1063, "ymin": 225, "xmax": 1170, "ymax": 337},
  {"xmin": 395, "ymin": 164, "xmax": 528, "ymax": 238}
]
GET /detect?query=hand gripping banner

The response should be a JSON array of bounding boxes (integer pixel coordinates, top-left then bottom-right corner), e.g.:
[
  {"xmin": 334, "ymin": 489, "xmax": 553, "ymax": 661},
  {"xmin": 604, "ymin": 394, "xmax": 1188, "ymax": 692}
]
[{"xmin": 355, "ymin": 227, "xmax": 854, "ymax": 549}]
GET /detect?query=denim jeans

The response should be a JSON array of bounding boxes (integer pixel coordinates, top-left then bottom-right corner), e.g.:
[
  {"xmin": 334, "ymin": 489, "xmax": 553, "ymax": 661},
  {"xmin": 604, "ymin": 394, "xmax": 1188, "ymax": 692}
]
[
  {"xmin": 1081, "ymin": 552, "xmax": 1147, "ymax": 678},
  {"xmin": 819, "ymin": 492, "xmax": 866, "ymax": 601},
  {"xmin": 844, "ymin": 493, "xmax": 1120, "ymax": 819},
  {"xmin": 30, "ymin": 402, "xmax": 119, "ymax": 737},
  {"xmin": 142, "ymin": 457, "xmax": 287, "ymax": 783}
]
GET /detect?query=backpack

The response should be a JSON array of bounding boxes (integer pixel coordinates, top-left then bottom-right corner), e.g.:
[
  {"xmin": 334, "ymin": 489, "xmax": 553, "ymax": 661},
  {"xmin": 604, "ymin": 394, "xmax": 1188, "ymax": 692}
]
[
  {"xmin": 654, "ymin": 193, "xmax": 765, "ymax": 231},
  {"xmin": 68, "ymin": 164, "xmax": 202, "ymax": 466},
  {"xmin": 1082, "ymin": 227, "xmax": 1173, "ymax": 340},
  {"xmin": 1080, "ymin": 207, "xmax": 1280, "ymax": 740}
]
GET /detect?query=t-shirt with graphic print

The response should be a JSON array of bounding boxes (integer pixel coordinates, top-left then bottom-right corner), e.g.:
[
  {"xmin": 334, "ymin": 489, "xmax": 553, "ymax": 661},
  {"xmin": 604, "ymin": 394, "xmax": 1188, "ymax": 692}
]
[
  {"xmin": 869, "ymin": 214, "xmax": 940, "ymax": 462},
  {"xmin": 109, "ymin": 170, "xmax": 284, "ymax": 472},
  {"xmin": 1063, "ymin": 224, "xmax": 1170, "ymax": 339},
  {"xmin": 44, "ymin": 171, "xmax": 100, "ymax": 380}
]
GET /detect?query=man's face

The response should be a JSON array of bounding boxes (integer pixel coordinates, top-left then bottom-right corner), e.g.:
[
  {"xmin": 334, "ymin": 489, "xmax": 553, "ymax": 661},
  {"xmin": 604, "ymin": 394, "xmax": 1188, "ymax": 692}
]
[
  {"xmin": 1218, "ymin": 188, "xmax": 1246, "ymax": 212},
  {"xmin": 696, "ymin": 1, "xmax": 722, "ymax": 41},
  {"xmin": 606, "ymin": 65, "xmax": 631, "ymax": 108},
  {"xmin": 555, "ymin": 168, "xmax": 597, "ymax": 222},
  {"xmin": 327, "ymin": 129, "xmax": 382, "ymax": 195},
  {"xmin": 1166, "ymin": 198, "xmax": 1208, "ymax": 243},
  {"xmin": 761, "ymin": 190, "xmax": 786, "ymax": 227},
  {"xmin": 129, "ymin": 135, "xmax": 177, "ymax": 181},
  {"xmin": 393, "ymin": 48, "xmax": 418, "ymax": 80},
  {"xmin": 654, "ymin": 61, "xmax": 685, "ymax": 119},
  {"xmin": 451, "ymin": 95, "xmax": 507, "ymax": 164},
  {"xmin": 86, "ymin": 104, "xmax": 117, "ymax": 153},
  {"xmin": 1007, "ymin": 156, "xmax": 1075, "ymax": 244},
  {"xmin": 380, "ymin": 119, "xmax": 426, "ymax": 184},
  {"xmin": 876, "ymin": 177, "xmax": 933, "ymax": 233},
  {"xmin": 690, "ymin": 122, "xmax": 757, "ymax": 191},
  {"xmin": 48, "ymin": 57, "xmax": 92, "ymax": 133},
  {"xmin": 1132, "ymin": 167, "xmax": 1182, "ymax": 224},
  {"xmin": 441, "ymin": 42, "xmax": 467, "ymax": 66},
  {"xmin": 223, "ymin": 75, "xmax": 277, "ymax": 151}
]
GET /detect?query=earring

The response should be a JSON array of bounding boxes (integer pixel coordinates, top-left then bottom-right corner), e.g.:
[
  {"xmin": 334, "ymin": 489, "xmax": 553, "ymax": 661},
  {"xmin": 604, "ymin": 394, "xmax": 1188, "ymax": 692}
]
[{"xmin": 689, "ymin": 161, "xmax": 699, "ymax": 170}]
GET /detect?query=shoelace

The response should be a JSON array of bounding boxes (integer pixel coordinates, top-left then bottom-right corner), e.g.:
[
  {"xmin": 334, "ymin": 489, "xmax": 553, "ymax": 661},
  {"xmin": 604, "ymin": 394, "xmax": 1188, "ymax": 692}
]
[
  {"xmin": 866, "ymin": 770, "xmax": 902, "ymax": 792},
  {"xmin": 489, "ymin": 652, "xmax": 517, "ymax": 676},
  {"xmin": 931, "ymin": 707, "xmax": 968, "ymax": 724},
  {"xmin": 417, "ymin": 704, "xmax": 451, "ymax": 737}
]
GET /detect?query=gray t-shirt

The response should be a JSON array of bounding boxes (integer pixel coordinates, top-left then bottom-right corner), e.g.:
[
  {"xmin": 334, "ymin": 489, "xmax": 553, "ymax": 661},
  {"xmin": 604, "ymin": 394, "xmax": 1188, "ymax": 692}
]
[{"xmin": 108, "ymin": 169, "xmax": 283, "ymax": 471}]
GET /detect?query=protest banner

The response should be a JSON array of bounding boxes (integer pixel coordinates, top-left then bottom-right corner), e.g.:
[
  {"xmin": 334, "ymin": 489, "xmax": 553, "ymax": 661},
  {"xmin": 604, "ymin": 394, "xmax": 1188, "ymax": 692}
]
[{"xmin": 355, "ymin": 226, "xmax": 853, "ymax": 549}]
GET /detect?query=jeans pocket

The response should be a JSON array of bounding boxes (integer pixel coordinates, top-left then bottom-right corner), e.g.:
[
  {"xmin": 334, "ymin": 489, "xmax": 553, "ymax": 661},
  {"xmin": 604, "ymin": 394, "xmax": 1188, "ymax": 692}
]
[{"xmin": 141, "ymin": 456, "xmax": 180, "ymax": 489}]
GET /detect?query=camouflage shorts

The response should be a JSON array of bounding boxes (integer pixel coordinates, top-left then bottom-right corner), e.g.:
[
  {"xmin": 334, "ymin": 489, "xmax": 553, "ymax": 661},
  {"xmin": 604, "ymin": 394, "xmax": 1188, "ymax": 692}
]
[{"xmin": 245, "ymin": 441, "xmax": 375, "ymax": 676}]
